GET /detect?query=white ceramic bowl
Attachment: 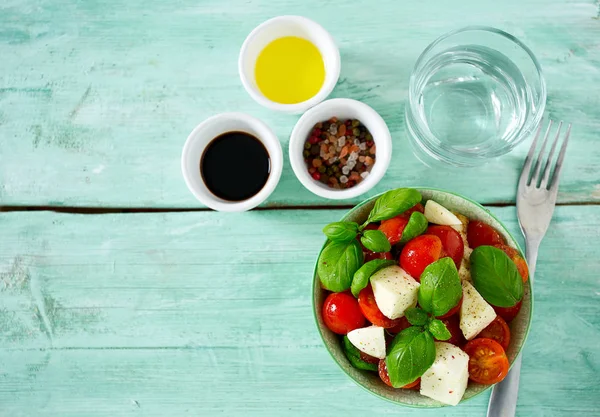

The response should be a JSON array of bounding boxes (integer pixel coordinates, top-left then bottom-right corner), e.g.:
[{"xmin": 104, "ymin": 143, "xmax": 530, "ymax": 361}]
[
  {"xmin": 181, "ymin": 113, "xmax": 283, "ymax": 212},
  {"xmin": 289, "ymin": 98, "xmax": 392, "ymax": 200},
  {"xmin": 238, "ymin": 15, "xmax": 341, "ymax": 114}
]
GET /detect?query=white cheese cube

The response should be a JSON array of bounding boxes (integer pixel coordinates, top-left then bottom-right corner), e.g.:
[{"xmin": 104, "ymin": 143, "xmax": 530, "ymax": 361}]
[
  {"xmin": 370, "ymin": 265, "xmax": 420, "ymax": 320},
  {"xmin": 458, "ymin": 256, "xmax": 472, "ymax": 283},
  {"xmin": 420, "ymin": 342, "xmax": 470, "ymax": 406},
  {"xmin": 424, "ymin": 200, "xmax": 464, "ymax": 232},
  {"xmin": 347, "ymin": 325, "xmax": 386, "ymax": 359},
  {"xmin": 460, "ymin": 281, "xmax": 497, "ymax": 340}
]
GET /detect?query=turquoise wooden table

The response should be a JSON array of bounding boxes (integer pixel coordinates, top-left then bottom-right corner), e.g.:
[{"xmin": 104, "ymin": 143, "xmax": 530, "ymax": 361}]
[{"xmin": 1, "ymin": 1, "xmax": 599, "ymax": 416}]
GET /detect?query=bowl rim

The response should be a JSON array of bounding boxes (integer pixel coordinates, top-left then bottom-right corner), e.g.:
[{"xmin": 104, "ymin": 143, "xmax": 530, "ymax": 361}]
[
  {"xmin": 405, "ymin": 25, "xmax": 547, "ymax": 167},
  {"xmin": 311, "ymin": 187, "xmax": 534, "ymax": 408},
  {"xmin": 289, "ymin": 98, "xmax": 392, "ymax": 200}
]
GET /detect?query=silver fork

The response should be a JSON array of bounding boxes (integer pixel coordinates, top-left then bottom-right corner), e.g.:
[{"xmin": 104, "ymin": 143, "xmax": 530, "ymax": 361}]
[{"xmin": 486, "ymin": 120, "xmax": 571, "ymax": 417}]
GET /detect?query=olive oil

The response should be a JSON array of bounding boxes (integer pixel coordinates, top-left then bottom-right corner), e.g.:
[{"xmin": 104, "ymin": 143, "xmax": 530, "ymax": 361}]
[{"xmin": 255, "ymin": 36, "xmax": 325, "ymax": 104}]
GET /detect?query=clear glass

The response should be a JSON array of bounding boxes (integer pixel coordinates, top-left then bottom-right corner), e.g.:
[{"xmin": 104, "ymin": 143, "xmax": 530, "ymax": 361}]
[{"xmin": 405, "ymin": 26, "xmax": 546, "ymax": 167}]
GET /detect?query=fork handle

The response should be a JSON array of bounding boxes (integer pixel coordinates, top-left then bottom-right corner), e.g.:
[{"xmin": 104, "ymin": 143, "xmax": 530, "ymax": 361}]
[{"xmin": 486, "ymin": 238, "xmax": 539, "ymax": 417}]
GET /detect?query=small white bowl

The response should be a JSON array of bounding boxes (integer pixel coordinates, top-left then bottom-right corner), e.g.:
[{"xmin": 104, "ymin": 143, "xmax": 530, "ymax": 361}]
[
  {"xmin": 289, "ymin": 98, "xmax": 392, "ymax": 200},
  {"xmin": 181, "ymin": 113, "xmax": 283, "ymax": 212},
  {"xmin": 238, "ymin": 15, "xmax": 341, "ymax": 114}
]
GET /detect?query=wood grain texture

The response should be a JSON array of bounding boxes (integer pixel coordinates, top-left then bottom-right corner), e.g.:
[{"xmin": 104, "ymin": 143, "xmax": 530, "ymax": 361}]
[
  {"xmin": 1, "ymin": 0, "xmax": 599, "ymax": 208},
  {"xmin": 1, "ymin": 207, "xmax": 598, "ymax": 416}
]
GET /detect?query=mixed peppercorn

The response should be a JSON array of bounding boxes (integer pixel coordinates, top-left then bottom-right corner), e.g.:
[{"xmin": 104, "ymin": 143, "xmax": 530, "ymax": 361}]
[{"xmin": 303, "ymin": 117, "xmax": 376, "ymax": 189}]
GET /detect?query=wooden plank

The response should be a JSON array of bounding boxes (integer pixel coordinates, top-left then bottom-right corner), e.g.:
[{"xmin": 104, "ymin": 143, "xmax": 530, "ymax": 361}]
[
  {"xmin": 1, "ymin": 207, "xmax": 598, "ymax": 415},
  {"xmin": 1, "ymin": 0, "xmax": 599, "ymax": 208}
]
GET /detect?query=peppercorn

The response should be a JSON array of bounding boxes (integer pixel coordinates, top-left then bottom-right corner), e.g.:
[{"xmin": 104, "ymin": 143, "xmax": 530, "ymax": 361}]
[{"xmin": 303, "ymin": 150, "xmax": 310, "ymax": 158}]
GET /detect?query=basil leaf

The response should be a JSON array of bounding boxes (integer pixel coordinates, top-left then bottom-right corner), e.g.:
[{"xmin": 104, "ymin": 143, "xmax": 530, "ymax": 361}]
[
  {"xmin": 360, "ymin": 230, "xmax": 391, "ymax": 253},
  {"xmin": 399, "ymin": 212, "xmax": 428, "ymax": 244},
  {"xmin": 404, "ymin": 307, "xmax": 428, "ymax": 326},
  {"xmin": 323, "ymin": 221, "xmax": 359, "ymax": 243},
  {"xmin": 317, "ymin": 240, "xmax": 363, "ymax": 292},
  {"xmin": 418, "ymin": 257, "xmax": 462, "ymax": 316},
  {"xmin": 342, "ymin": 335, "xmax": 378, "ymax": 372},
  {"xmin": 366, "ymin": 188, "xmax": 422, "ymax": 224},
  {"xmin": 471, "ymin": 245, "xmax": 524, "ymax": 307},
  {"xmin": 386, "ymin": 327, "xmax": 436, "ymax": 388},
  {"xmin": 428, "ymin": 319, "xmax": 451, "ymax": 341},
  {"xmin": 351, "ymin": 259, "xmax": 396, "ymax": 297}
]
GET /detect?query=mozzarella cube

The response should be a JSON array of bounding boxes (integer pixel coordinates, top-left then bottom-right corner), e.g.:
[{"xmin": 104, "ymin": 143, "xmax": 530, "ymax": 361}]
[
  {"xmin": 460, "ymin": 281, "xmax": 497, "ymax": 340},
  {"xmin": 458, "ymin": 253, "xmax": 472, "ymax": 283},
  {"xmin": 347, "ymin": 325, "xmax": 386, "ymax": 359},
  {"xmin": 420, "ymin": 342, "xmax": 469, "ymax": 406},
  {"xmin": 424, "ymin": 200, "xmax": 464, "ymax": 232},
  {"xmin": 370, "ymin": 265, "xmax": 420, "ymax": 320}
]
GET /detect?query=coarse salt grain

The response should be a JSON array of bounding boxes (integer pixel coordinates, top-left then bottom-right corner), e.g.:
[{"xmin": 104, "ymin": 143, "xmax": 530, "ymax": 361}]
[
  {"xmin": 339, "ymin": 175, "xmax": 348, "ymax": 184},
  {"xmin": 361, "ymin": 172, "xmax": 369, "ymax": 179},
  {"xmin": 342, "ymin": 166, "xmax": 350, "ymax": 175},
  {"xmin": 338, "ymin": 137, "xmax": 345, "ymax": 147},
  {"xmin": 359, "ymin": 143, "xmax": 367, "ymax": 151},
  {"xmin": 347, "ymin": 161, "xmax": 356, "ymax": 170},
  {"xmin": 329, "ymin": 125, "xmax": 337, "ymax": 135}
]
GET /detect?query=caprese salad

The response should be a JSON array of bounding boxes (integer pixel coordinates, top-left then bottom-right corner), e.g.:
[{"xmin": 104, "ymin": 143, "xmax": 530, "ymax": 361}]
[{"xmin": 317, "ymin": 188, "xmax": 528, "ymax": 406}]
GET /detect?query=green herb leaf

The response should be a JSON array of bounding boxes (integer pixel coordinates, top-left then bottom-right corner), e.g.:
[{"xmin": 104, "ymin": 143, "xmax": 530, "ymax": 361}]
[
  {"xmin": 418, "ymin": 257, "xmax": 462, "ymax": 316},
  {"xmin": 428, "ymin": 319, "xmax": 451, "ymax": 341},
  {"xmin": 404, "ymin": 307, "xmax": 428, "ymax": 326},
  {"xmin": 386, "ymin": 327, "xmax": 436, "ymax": 388},
  {"xmin": 471, "ymin": 245, "xmax": 524, "ymax": 307},
  {"xmin": 399, "ymin": 212, "xmax": 429, "ymax": 244},
  {"xmin": 351, "ymin": 259, "xmax": 396, "ymax": 297},
  {"xmin": 317, "ymin": 240, "xmax": 363, "ymax": 292},
  {"xmin": 342, "ymin": 336, "xmax": 378, "ymax": 372},
  {"xmin": 323, "ymin": 221, "xmax": 359, "ymax": 243},
  {"xmin": 360, "ymin": 230, "xmax": 391, "ymax": 253},
  {"xmin": 365, "ymin": 188, "xmax": 422, "ymax": 225}
]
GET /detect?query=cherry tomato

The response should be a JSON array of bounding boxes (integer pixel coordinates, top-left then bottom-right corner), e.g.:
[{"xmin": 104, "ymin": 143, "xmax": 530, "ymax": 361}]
[
  {"xmin": 477, "ymin": 316, "xmax": 511, "ymax": 350},
  {"xmin": 399, "ymin": 235, "xmax": 443, "ymax": 280},
  {"xmin": 437, "ymin": 315, "xmax": 466, "ymax": 348},
  {"xmin": 467, "ymin": 221, "xmax": 505, "ymax": 249},
  {"xmin": 493, "ymin": 300, "xmax": 522, "ymax": 323},
  {"xmin": 378, "ymin": 216, "xmax": 409, "ymax": 245},
  {"xmin": 427, "ymin": 225, "xmax": 464, "ymax": 269},
  {"xmin": 436, "ymin": 295, "xmax": 463, "ymax": 319},
  {"xmin": 403, "ymin": 203, "xmax": 425, "ymax": 216},
  {"xmin": 358, "ymin": 285, "xmax": 405, "ymax": 328},
  {"xmin": 378, "ymin": 359, "xmax": 421, "ymax": 389},
  {"xmin": 386, "ymin": 316, "xmax": 411, "ymax": 334},
  {"xmin": 322, "ymin": 292, "xmax": 366, "ymax": 335},
  {"xmin": 364, "ymin": 250, "xmax": 393, "ymax": 263},
  {"xmin": 464, "ymin": 338, "xmax": 509, "ymax": 384},
  {"xmin": 494, "ymin": 244, "xmax": 529, "ymax": 282},
  {"xmin": 360, "ymin": 351, "xmax": 380, "ymax": 365},
  {"xmin": 363, "ymin": 223, "xmax": 380, "ymax": 231}
]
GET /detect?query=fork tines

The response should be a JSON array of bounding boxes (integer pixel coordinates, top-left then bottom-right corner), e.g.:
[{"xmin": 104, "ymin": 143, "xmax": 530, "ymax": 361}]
[{"xmin": 520, "ymin": 119, "xmax": 572, "ymax": 191}]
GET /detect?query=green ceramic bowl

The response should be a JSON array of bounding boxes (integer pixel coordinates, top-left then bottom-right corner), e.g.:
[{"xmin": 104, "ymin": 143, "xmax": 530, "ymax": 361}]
[{"xmin": 312, "ymin": 188, "xmax": 533, "ymax": 407}]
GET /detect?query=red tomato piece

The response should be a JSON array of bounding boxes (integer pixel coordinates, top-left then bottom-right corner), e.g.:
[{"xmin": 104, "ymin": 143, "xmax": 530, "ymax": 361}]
[
  {"xmin": 358, "ymin": 285, "xmax": 405, "ymax": 328},
  {"xmin": 403, "ymin": 203, "xmax": 425, "ymax": 216},
  {"xmin": 464, "ymin": 338, "xmax": 509, "ymax": 384},
  {"xmin": 436, "ymin": 295, "xmax": 463, "ymax": 319},
  {"xmin": 427, "ymin": 225, "xmax": 464, "ymax": 269},
  {"xmin": 467, "ymin": 221, "xmax": 505, "ymax": 249},
  {"xmin": 494, "ymin": 244, "xmax": 529, "ymax": 282},
  {"xmin": 360, "ymin": 351, "xmax": 380, "ymax": 364},
  {"xmin": 322, "ymin": 292, "xmax": 366, "ymax": 335},
  {"xmin": 399, "ymin": 235, "xmax": 443, "ymax": 280},
  {"xmin": 364, "ymin": 250, "xmax": 393, "ymax": 263},
  {"xmin": 477, "ymin": 316, "xmax": 511, "ymax": 350},
  {"xmin": 378, "ymin": 216, "xmax": 409, "ymax": 245},
  {"xmin": 493, "ymin": 300, "xmax": 522, "ymax": 323},
  {"xmin": 378, "ymin": 360, "xmax": 421, "ymax": 389},
  {"xmin": 437, "ymin": 315, "xmax": 466, "ymax": 348},
  {"xmin": 386, "ymin": 316, "xmax": 411, "ymax": 334}
]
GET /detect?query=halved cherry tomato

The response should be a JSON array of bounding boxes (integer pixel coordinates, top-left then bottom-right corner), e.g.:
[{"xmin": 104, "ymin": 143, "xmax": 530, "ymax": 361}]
[
  {"xmin": 378, "ymin": 359, "xmax": 421, "ymax": 389},
  {"xmin": 493, "ymin": 300, "xmax": 522, "ymax": 323},
  {"xmin": 322, "ymin": 292, "xmax": 366, "ymax": 335},
  {"xmin": 403, "ymin": 203, "xmax": 425, "ymax": 216},
  {"xmin": 360, "ymin": 351, "xmax": 380, "ymax": 364},
  {"xmin": 399, "ymin": 235, "xmax": 442, "ymax": 280},
  {"xmin": 477, "ymin": 316, "xmax": 511, "ymax": 350},
  {"xmin": 467, "ymin": 221, "xmax": 505, "ymax": 248},
  {"xmin": 364, "ymin": 250, "xmax": 394, "ymax": 263},
  {"xmin": 427, "ymin": 225, "xmax": 464, "ymax": 269},
  {"xmin": 386, "ymin": 316, "xmax": 411, "ymax": 334},
  {"xmin": 379, "ymin": 216, "xmax": 409, "ymax": 245},
  {"xmin": 464, "ymin": 338, "xmax": 509, "ymax": 384},
  {"xmin": 437, "ymin": 315, "xmax": 466, "ymax": 348},
  {"xmin": 436, "ymin": 295, "xmax": 463, "ymax": 319},
  {"xmin": 494, "ymin": 244, "xmax": 529, "ymax": 282},
  {"xmin": 358, "ymin": 285, "xmax": 405, "ymax": 328}
]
